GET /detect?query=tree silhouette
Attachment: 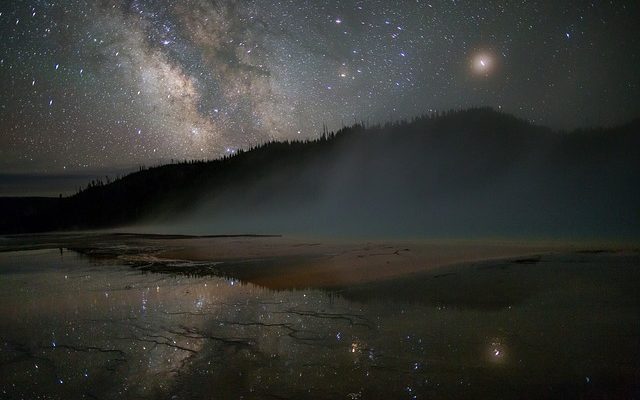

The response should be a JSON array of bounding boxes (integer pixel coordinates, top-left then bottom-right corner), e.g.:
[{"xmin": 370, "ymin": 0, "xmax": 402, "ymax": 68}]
[{"xmin": 1, "ymin": 107, "xmax": 638, "ymax": 235}]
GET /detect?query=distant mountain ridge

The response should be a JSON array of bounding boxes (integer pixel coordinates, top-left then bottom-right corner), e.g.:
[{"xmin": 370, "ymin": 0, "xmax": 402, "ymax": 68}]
[{"xmin": 1, "ymin": 108, "xmax": 639, "ymax": 238}]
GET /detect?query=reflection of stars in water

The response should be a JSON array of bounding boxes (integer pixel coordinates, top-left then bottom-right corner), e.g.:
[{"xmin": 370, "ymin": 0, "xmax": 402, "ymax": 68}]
[
  {"xmin": 195, "ymin": 297, "xmax": 204, "ymax": 310},
  {"xmin": 141, "ymin": 291, "xmax": 148, "ymax": 312},
  {"xmin": 350, "ymin": 341, "xmax": 359, "ymax": 353},
  {"xmin": 488, "ymin": 339, "xmax": 506, "ymax": 363}
]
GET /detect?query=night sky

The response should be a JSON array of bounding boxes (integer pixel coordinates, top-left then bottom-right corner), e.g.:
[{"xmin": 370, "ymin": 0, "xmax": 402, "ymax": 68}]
[{"xmin": 1, "ymin": 0, "xmax": 639, "ymax": 175}]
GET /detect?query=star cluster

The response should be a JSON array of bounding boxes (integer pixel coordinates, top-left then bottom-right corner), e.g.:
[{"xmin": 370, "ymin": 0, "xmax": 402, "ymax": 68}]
[{"xmin": 1, "ymin": 0, "xmax": 638, "ymax": 173}]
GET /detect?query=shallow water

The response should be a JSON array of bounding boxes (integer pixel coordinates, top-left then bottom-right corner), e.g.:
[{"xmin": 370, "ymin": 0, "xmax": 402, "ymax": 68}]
[{"xmin": 0, "ymin": 247, "xmax": 639, "ymax": 399}]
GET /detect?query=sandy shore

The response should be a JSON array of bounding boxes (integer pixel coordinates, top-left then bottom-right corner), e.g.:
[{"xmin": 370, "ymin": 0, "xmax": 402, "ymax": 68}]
[
  {"xmin": 1, "ymin": 232, "xmax": 627, "ymax": 289},
  {"xmin": 155, "ymin": 236, "xmax": 591, "ymax": 289}
]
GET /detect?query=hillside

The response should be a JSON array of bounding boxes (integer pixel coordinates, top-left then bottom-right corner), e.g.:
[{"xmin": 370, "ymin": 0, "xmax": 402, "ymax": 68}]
[{"xmin": 1, "ymin": 108, "xmax": 639, "ymax": 238}]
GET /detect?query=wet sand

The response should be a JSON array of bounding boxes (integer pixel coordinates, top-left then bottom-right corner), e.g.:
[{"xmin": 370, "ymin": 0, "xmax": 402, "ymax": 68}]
[
  {"xmin": 1, "ymin": 233, "xmax": 606, "ymax": 288},
  {"xmin": 0, "ymin": 233, "xmax": 580, "ymax": 290},
  {"xmin": 154, "ymin": 236, "xmax": 583, "ymax": 289},
  {"xmin": 1, "ymin": 234, "xmax": 639, "ymax": 399}
]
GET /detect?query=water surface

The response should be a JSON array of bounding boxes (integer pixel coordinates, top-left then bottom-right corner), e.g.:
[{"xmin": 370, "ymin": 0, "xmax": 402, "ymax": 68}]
[{"xmin": 1, "ymin": 246, "xmax": 638, "ymax": 399}]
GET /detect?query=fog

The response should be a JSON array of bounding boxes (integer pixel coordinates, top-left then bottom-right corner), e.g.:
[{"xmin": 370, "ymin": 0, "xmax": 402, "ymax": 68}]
[{"xmin": 137, "ymin": 110, "xmax": 640, "ymax": 239}]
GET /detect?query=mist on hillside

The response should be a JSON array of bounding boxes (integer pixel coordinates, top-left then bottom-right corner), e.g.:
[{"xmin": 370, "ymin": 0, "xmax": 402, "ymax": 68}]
[{"xmin": 135, "ymin": 109, "xmax": 640, "ymax": 239}]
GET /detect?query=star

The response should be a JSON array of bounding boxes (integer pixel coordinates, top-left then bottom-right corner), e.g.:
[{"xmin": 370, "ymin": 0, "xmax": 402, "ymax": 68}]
[
  {"xmin": 0, "ymin": 0, "xmax": 636, "ymax": 178},
  {"xmin": 472, "ymin": 52, "xmax": 494, "ymax": 75}
]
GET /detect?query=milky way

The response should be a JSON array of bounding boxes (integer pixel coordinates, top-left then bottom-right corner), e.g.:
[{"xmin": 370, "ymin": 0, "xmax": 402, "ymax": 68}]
[{"xmin": 1, "ymin": 1, "xmax": 639, "ymax": 173}]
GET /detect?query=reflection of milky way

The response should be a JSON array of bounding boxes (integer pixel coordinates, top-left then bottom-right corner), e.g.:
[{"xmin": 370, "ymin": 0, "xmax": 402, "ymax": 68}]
[
  {"xmin": 2, "ymin": 247, "xmax": 640, "ymax": 398},
  {"xmin": 0, "ymin": 1, "xmax": 638, "ymax": 171}
]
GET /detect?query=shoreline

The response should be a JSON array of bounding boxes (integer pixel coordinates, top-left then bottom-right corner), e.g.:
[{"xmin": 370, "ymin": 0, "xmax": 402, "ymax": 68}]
[{"xmin": 1, "ymin": 232, "xmax": 636, "ymax": 290}]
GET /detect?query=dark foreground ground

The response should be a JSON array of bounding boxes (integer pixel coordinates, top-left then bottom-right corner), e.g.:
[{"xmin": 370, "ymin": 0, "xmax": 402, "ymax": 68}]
[{"xmin": 0, "ymin": 234, "xmax": 638, "ymax": 399}]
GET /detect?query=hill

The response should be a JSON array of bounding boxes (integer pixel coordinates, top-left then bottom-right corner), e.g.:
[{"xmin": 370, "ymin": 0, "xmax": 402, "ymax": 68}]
[{"xmin": 1, "ymin": 108, "xmax": 639, "ymax": 238}]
